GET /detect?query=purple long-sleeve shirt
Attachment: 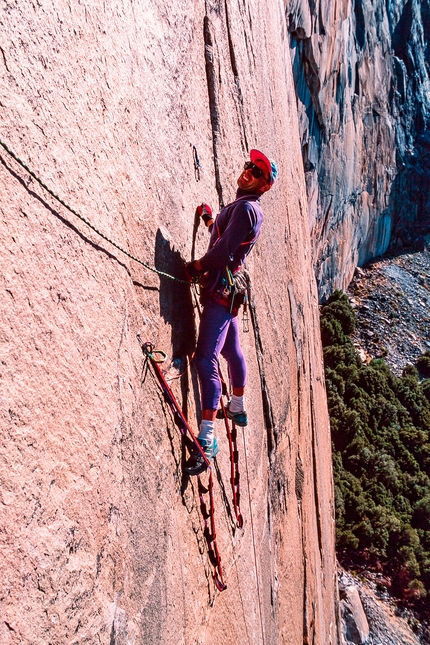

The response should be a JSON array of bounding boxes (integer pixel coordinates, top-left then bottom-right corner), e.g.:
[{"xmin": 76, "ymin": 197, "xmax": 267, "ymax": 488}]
[{"xmin": 199, "ymin": 189, "xmax": 264, "ymax": 298}]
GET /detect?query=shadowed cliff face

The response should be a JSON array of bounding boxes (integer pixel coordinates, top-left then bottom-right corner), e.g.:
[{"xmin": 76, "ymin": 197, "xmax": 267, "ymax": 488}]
[
  {"xmin": 0, "ymin": 1, "xmax": 339, "ymax": 644},
  {"xmin": 389, "ymin": 0, "xmax": 430, "ymax": 251},
  {"xmin": 286, "ymin": 0, "xmax": 430, "ymax": 299}
]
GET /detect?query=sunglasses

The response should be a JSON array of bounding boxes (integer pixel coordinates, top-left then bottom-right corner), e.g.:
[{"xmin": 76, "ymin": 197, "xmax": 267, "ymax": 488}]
[{"xmin": 243, "ymin": 161, "xmax": 266, "ymax": 180}]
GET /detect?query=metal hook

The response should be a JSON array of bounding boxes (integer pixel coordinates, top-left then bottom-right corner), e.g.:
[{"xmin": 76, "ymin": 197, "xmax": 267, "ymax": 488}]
[{"xmin": 193, "ymin": 145, "xmax": 202, "ymax": 182}]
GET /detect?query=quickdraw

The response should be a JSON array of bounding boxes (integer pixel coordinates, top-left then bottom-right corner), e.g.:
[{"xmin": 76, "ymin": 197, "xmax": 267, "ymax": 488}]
[{"xmin": 139, "ymin": 337, "xmax": 226, "ymax": 591}]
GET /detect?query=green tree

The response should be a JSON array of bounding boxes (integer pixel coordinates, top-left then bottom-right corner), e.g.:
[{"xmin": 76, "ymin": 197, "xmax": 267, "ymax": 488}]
[{"xmin": 320, "ymin": 290, "xmax": 430, "ymax": 616}]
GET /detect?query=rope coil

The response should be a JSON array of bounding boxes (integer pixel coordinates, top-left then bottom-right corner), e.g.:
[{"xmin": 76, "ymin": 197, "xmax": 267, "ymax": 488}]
[{"xmin": 0, "ymin": 137, "xmax": 189, "ymax": 284}]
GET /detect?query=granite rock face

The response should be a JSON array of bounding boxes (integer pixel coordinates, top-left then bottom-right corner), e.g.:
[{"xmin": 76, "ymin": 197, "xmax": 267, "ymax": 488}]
[
  {"xmin": 348, "ymin": 243, "xmax": 430, "ymax": 375},
  {"xmin": 285, "ymin": 0, "xmax": 430, "ymax": 299},
  {"xmin": 0, "ymin": 1, "xmax": 339, "ymax": 644},
  {"xmin": 339, "ymin": 574, "xmax": 370, "ymax": 645},
  {"xmin": 339, "ymin": 570, "xmax": 422, "ymax": 645}
]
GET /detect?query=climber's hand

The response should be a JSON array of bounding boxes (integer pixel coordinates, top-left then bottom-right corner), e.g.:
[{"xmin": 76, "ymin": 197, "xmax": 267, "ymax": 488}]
[
  {"xmin": 184, "ymin": 261, "xmax": 201, "ymax": 283},
  {"xmin": 196, "ymin": 203, "xmax": 214, "ymax": 227}
]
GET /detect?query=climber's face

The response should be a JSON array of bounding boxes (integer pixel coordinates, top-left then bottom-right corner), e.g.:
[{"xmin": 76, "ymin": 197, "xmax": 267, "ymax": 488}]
[{"xmin": 237, "ymin": 162, "xmax": 270, "ymax": 194}]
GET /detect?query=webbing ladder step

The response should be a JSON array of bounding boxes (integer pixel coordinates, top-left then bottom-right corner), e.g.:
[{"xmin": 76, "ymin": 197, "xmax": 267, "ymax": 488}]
[{"xmin": 140, "ymin": 338, "xmax": 226, "ymax": 591}]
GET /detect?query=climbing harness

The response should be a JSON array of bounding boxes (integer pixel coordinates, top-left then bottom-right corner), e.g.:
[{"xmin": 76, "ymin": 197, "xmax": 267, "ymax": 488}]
[
  {"xmin": 0, "ymin": 137, "xmax": 189, "ymax": 284},
  {"xmin": 139, "ymin": 338, "xmax": 226, "ymax": 591}
]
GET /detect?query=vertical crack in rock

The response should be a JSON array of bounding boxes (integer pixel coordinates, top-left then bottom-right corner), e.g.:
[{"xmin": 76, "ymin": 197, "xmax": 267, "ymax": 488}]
[
  {"xmin": 297, "ymin": 366, "xmax": 303, "ymax": 441},
  {"xmin": 288, "ymin": 276, "xmax": 317, "ymax": 645},
  {"xmin": 287, "ymin": 280, "xmax": 304, "ymax": 369},
  {"xmin": 302, "ymin": 553, "xmax": 316, "ymax": 645},
  {"xmin": 203, "ymin": 14, "xmax": 224, "ymax": 209},
  {"xmin": 295, "ymin": 453, "xmax": 304, "ymax": 503},
  {"xmin": 248, "ymin": 286, "xmax": 276, "ymax": 460},
  {"xmin": 302, "ymin": 553, "xmax": 309, "ymax": 645},
  {"xmin": 247, "ymin": 282, "xmax": 279, "ymax": 642},
  {"xmin": 0, "ymin": 45, "xmax": 10, "ymax": 72},
  {"xmin": 114, "ymin": 314, "xmax": 129, "ymax": 462},
  {"xmin": 309, "ymin": 376, "xmax": 324, "ymax": 563},
  {"xmin": 224, "ymin": 0, "xmax": 249, "ymax": 153},
  {"xmin": 110, "ymin": 621, "xmax": 116, "ymax": 645}
]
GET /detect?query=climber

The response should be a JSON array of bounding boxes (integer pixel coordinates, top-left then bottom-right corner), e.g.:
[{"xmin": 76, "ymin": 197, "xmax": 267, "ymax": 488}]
[{"xmin": 184, "ymin": 149, "xmax": 278, "ymax": 476}]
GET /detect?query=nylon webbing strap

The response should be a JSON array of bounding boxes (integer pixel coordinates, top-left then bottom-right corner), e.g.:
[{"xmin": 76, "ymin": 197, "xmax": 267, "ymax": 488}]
[
  {"xmin": 140, "ymin": 341, "xmax": 210, "ymax": 468},
  {"xmin": 218, "ymin": 368, "xmax": 244, "ymax": 528},
  {"xmin": 0, "ymin": 137, "xmax": 189, "ymax": 284},
  {"xmin": 220, "ymin": 398, "xmax": 243, "ymax": 528},
  {"xmin": 140, "ymin": 340, "xmax": 226, "ymax": 590},
  {"xmin": 198, "ymin": 473, "xmax": 227, "ymax": 591}
]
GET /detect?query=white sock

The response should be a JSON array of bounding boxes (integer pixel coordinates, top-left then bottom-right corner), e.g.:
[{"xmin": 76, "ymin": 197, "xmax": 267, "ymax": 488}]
[
  {"xmin": 198, "ymin": 420, "xmax": 214, "ymax": 444},
  {"xmin": 229, "ymin": 394, "xmax": 245, "ymax": 414}
]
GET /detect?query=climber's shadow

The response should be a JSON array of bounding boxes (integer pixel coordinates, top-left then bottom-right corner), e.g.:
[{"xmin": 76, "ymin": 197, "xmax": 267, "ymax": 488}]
[
  {"xmin": 155, "ymin": 227, "xmax": 196, "ymax": 360},
  {"xmin": 155, "ymin": 228, "xmax": 203, "ymax": 483}
]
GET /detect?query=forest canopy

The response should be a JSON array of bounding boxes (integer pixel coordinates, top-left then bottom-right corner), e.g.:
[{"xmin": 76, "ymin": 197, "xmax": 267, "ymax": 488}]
[{"xmin": 321, "ymin": 291, "xmax": 430, "ymax": 614}]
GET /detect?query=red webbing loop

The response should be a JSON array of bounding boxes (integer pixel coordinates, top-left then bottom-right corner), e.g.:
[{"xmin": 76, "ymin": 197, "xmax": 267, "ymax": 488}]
[
  {"xmin": 142, "ymin": 341, "xmax": 210, "ymax": 469},
  {"xmin": 220, "ymin": 398, "xmax": 244, "ymax": 528},
  {"xmin": 198, "ymin": 473, "xmax": 227, "ymax": 591},
  {"xmin": 141, "ymin": 339, "xmax": 226, "ymax": 591}
]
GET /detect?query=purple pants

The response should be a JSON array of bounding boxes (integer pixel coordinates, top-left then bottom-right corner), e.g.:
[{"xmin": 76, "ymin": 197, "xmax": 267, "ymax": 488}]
[{"xmin": 195, "ymin": 299, "xmax": 247, "ymax": 410}]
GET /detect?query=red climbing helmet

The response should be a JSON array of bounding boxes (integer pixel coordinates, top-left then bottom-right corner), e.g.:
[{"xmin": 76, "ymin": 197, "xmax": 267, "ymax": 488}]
[{"xmin": 250, "ymin": 149, "xmax": 278, "ymax": 185}]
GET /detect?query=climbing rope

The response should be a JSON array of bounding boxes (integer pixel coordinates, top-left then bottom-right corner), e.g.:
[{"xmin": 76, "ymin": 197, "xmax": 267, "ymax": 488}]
[{"xmin": 0, "ymin": 137, "xmax": 189, "ymax": 284}]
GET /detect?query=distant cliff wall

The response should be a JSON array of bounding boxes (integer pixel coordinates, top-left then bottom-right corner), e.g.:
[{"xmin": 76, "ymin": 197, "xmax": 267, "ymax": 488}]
[
  {"xmin": 0, "ymin": 1, "xmax": 339, "ymax": 644},
  {"xmin": 285, "ymin": 0, "xmax": 430, "ymax": 299}
]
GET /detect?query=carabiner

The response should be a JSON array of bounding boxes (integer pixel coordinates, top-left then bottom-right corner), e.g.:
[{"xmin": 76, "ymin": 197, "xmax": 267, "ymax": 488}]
[
  {"xmin": 149, "ymin": 347, "xmax": 167, "ymax": 363},
  {"xmin": 140, "ymin": 340, "xmax": 167, "ymax": 363}
]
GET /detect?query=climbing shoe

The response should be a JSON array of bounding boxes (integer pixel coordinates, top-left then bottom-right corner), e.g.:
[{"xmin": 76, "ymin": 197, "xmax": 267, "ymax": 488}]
[
  {"xmin": 184, "ymin": 437, "xmax": 219, "ymax": 476},
  {"xmin": 225, "ymin": 402, "xmax": 248, "ymax": 427}
]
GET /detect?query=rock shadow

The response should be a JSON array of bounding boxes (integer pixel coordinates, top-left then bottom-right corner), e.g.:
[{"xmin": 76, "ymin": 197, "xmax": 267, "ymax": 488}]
[
  {"xmin": 154, "ymin": 227, "xmax": 202, "ymax": 483},
  {"xmin": 155, "ymin": 227, "xmax": 196, "ymax": 361}
]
